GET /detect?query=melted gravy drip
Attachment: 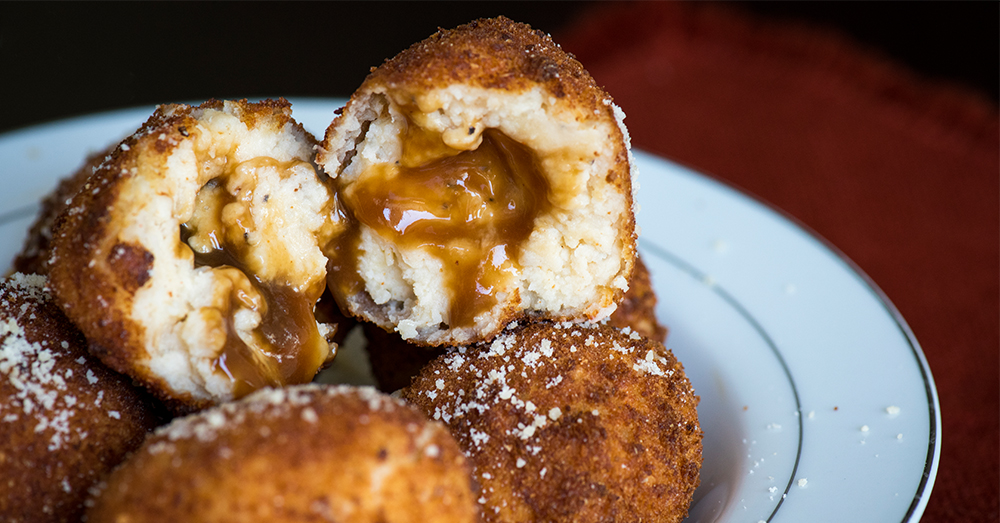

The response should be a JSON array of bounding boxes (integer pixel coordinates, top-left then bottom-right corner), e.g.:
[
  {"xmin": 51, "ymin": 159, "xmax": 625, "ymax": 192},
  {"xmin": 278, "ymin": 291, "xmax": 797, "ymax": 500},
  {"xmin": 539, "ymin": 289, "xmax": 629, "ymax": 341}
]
[
  {"xmin": 181, "ymin": 157, "xmax": 327, "ymax": 398},
  {"xmin": 328, "ymin": 126, "xmax": 551, "ymax": 330}
]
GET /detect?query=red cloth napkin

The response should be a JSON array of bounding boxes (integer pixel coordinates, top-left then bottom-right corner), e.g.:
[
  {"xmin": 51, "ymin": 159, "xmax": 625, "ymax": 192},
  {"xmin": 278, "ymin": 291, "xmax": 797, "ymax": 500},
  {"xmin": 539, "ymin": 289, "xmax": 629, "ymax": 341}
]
[{"xmin": 557, "ymin": 3, "xmax": 999, "ymax": 521}]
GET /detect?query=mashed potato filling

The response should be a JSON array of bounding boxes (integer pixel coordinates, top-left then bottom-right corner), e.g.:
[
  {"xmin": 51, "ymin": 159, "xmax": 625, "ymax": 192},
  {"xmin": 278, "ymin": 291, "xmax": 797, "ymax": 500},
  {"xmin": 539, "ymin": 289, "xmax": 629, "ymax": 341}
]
[
  {"xmin": 329, "ymin": 118, "xmax": 551, "ymax": 330},
  {"xmin": 179, "ymin": 158, "xmax": 331, "ymax": 397},
  {"xmin": 124, "ymin": 103, "xmax": 336, "ymax": 401}
]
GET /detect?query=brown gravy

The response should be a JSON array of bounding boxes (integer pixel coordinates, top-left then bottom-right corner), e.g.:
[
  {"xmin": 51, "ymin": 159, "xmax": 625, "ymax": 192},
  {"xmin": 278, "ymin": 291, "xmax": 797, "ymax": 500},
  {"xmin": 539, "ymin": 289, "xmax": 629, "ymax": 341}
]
[
  {"xmin": 181, "ymin": 157, "xmax": 328, "ymax": 398},
  {"xmin": 327, "ymin": 126, "xmax": 551, "ymax": 329}
]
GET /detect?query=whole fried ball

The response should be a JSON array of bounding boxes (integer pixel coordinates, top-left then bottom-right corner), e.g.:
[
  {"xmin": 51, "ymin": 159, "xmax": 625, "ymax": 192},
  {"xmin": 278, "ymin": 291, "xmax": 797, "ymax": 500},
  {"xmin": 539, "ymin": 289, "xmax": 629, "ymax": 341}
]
[
  {"xmin": 318, "ymin": 16, "xmax": 637, "ymax": 347},
  {"xmin": 402, "ymin": 321, "xmax": 702, "ymax": 523},
  {"xmin": 87, "ymin": 384, "xmax": 480, "ymax": 523},
  {"xmin": 0, "ymin": 273, "xmax": 163, "ymax": 523},
  {"xmin": 607, "ymin": 255, "xmax": 668, "ymax": 342}
]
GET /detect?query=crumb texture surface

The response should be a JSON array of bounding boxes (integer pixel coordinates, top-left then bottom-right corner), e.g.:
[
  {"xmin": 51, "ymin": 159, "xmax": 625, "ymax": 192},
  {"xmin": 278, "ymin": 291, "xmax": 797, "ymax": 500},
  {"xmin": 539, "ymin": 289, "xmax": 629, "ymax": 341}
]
[
  {"xmin": 0, "ymin": 274, "xmax": 160, "ymax": 523},
  {"xmin": 319, "ymin": 17, "xmax": 637, "ymax": 347},
  {"xmin": 403, "ymin": 321, "xmax": 701, "ymax": 522},
  {"xmin": 86, "ymin": 384, "xmax": 479, "ymax": 523}
]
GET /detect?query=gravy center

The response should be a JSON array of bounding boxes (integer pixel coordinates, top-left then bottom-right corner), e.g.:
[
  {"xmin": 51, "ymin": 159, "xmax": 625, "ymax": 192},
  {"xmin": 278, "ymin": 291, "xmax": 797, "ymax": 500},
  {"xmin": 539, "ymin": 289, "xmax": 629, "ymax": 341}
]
[
  {"xmin": 331, "ymin": 127, "xmax": 551, "ymax": 329},
  {"xmin": 181, "ymin": 157, "xmax": 329, "ymax": 397}
]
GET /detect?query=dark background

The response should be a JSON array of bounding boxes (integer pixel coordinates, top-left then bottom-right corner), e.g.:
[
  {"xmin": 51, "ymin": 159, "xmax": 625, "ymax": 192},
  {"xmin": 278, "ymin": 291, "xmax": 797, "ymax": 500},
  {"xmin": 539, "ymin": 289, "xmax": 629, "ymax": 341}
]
[{"xmin": 0, "ymin": 1, "xmax": 996, "ymax": 135}]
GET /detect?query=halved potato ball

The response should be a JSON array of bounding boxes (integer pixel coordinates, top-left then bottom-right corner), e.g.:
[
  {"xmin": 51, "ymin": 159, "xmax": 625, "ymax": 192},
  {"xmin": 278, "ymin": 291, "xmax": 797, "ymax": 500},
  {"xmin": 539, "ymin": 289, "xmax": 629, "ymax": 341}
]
[
  {"xmin": 49, "ymin": 99, "xmax": 339, "ymax": 411},
  {"xmin": 318, "ymin": 17, "xmax": 637, "ymax": 347},
  {"xmin": 86, "ymin": 384, "xmax": 480, "ymax": 523}
]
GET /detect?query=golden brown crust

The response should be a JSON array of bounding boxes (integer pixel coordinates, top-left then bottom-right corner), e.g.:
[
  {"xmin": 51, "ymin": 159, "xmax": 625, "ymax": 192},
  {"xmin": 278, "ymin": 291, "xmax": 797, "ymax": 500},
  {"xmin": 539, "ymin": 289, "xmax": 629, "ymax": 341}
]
[
  {"xmin": 87, "ymin": 385, "xmax": 480, "ymax": 523},
  {"xmin": 369, "ymin": 17, "xmax": 603, "ymax": 112},
  {"xmin": 402, "ymin": 321, "xmax": 701, "ymax": 523},
  {"xmin": 0, "ymin": 274, "xmax": 164, "ymax": 523},
  {"xmin": 608, "ymin": 255, "xmax": 668, "ymax": 342}
]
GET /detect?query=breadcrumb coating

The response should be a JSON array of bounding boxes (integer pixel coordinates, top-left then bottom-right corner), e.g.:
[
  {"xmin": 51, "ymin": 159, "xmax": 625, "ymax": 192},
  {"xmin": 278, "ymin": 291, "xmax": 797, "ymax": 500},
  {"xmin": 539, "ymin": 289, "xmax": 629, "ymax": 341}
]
[
  {"xmin": 86, "ymin": 384, "xmax": 479, "ymax": 523},
  {"xmin": 402, "ymin": 321, "xmax": 701, "ymax": 522}
]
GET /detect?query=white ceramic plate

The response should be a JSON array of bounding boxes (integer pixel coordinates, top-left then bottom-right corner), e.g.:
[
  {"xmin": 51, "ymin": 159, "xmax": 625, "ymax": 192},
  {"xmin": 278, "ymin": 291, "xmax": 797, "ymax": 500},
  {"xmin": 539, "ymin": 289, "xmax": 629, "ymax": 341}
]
[{"xmin": 0, "ymin": 99, "xmax": 939, "ymax": 522}]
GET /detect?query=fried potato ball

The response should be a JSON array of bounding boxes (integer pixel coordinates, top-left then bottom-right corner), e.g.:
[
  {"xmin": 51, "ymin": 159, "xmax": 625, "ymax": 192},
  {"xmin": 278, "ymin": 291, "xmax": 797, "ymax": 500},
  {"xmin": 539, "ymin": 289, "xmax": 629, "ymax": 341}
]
[
  {"xmin": 0, "ymin": 273, "xmax": 163, "ymax": 522},
  {"xmin": 402, "ymin": 321, "xmax": 701, "ymax": 523},
  {"xmin": 318, "ymin": 17, "xmax": 637, "ymax": 347},
  {"xmin": 48, "ymin": 99, "xmax": 340, "ymax": 411},
  {"xmin": 86, "ymin": 384, "xmax": 480, "ymax": 523}
]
